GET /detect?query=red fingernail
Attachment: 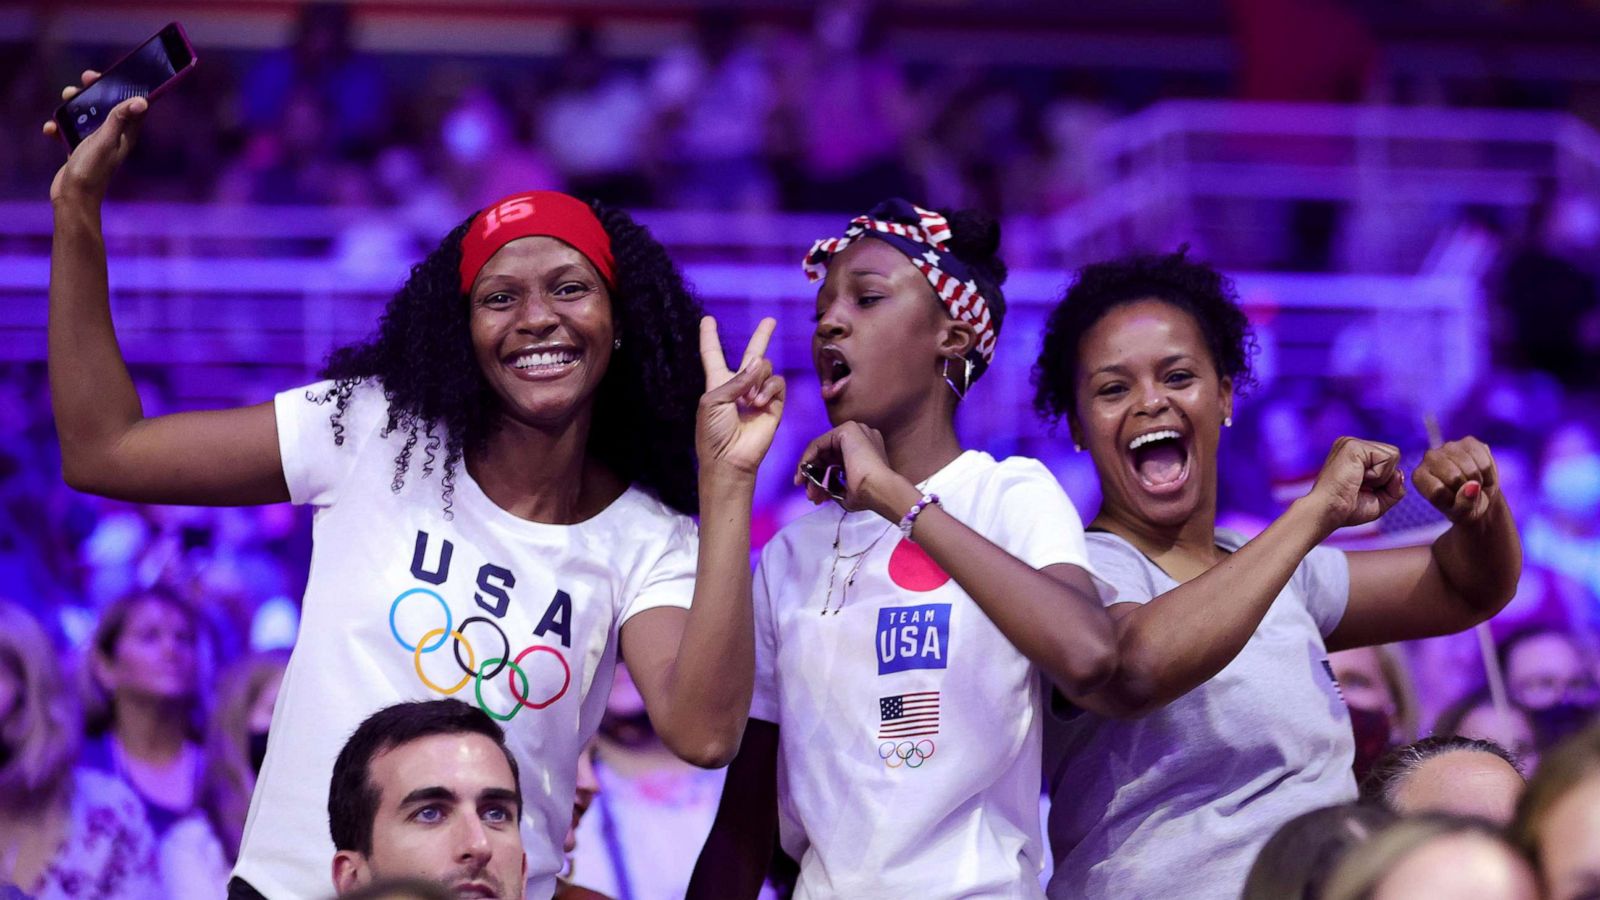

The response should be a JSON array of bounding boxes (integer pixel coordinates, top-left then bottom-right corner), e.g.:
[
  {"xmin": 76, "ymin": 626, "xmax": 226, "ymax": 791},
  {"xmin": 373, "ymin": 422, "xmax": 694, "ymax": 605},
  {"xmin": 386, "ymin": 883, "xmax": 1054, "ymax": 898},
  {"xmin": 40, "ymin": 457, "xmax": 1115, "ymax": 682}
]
[{"xmin": 1464, "ymin": 482, "xmax": 1481, "ymax": 498}]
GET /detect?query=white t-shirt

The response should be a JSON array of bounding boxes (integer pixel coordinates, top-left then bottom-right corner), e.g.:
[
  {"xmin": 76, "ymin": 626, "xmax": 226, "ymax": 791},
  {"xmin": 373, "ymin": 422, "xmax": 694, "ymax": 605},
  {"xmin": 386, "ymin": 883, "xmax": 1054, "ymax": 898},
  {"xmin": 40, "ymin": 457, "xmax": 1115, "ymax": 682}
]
[
  {"xmin": 1044, "ymin": 529, "xmax": 1355, "ymax": 900},
  {"xmin": 233, "ymin": 380, "xmax": 699, "ymax": 900},
  {"xmin": 751, "ymin": 450, "xmax": 1101, "ymax": 900}
]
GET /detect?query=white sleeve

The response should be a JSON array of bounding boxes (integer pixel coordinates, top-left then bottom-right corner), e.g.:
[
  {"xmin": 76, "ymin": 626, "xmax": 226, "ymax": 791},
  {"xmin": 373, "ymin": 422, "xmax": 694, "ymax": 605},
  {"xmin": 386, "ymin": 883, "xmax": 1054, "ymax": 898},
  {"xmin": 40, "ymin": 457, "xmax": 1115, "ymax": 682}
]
[
  {"xmin": 1296, "ymin": 544, "xmax": 1352, "ymax": 638},
  {"xmin": 749, "ymin": 549, "xmax": 780, "ymax": 724},
  {"xmin": 986, "ymin": 459, "xmax": 1114, "ymax": 600},
  {"xmin": 273, "ymin": 379, "xmax": 389, "ymax": 508},
  {"xmin": 619, "ymin": 515, "xmax": 699, "ymax": 624}
]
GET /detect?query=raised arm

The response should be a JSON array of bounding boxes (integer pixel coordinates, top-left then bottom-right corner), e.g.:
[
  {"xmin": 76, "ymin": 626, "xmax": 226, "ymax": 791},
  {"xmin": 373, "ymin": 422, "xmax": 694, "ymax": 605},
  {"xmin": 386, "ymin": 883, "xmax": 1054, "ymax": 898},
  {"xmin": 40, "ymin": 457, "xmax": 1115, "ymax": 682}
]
[
  {"xmin": 1077, "ymin": 436, "xmax": 1405, "ymax": 719},
  {"xmin": 1327, "ymin": 436, "xmax": 1521, "ymax": 651},
  {"xmin": 795, "ymin": 422, "xmax": 1118, "ymax": 699},
  {"xmin": 686, "ymin": 718, "xmax": 780, "ymax": 900},
  {"xmin": 46, "ymin": 72, "xmax": 287, "ymax": 506},
  {"xmin": 619, "ymin": 317, "xmax": 784, "ymax": 768}
]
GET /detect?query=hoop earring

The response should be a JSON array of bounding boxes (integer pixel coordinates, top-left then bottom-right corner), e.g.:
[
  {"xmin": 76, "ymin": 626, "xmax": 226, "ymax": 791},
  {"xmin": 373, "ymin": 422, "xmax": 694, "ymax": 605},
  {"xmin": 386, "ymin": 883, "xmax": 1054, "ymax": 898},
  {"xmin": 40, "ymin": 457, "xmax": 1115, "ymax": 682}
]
[{"xmin": 942, "ymin": 357, "xmax": 974, "ymax": 401}]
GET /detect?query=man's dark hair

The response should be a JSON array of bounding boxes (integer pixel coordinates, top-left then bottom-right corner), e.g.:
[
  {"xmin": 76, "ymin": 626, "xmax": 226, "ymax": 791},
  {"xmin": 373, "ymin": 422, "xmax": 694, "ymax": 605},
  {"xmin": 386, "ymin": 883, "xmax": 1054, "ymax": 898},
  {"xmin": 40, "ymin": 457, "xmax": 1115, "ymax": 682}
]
[
  {"xmin": 329, "ymin": 700, "xmax": 522, "ymax": 855},
  {"xmin": 1358, "ymin": 735, "xmax": 1522, "ymax": 810}
]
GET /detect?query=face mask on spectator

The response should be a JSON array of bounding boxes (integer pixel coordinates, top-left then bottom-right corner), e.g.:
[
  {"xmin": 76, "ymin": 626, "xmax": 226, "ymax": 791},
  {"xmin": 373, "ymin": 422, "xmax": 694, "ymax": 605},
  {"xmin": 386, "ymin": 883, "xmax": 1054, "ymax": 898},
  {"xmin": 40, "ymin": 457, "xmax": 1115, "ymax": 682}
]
[
  {"xmin": 1541, "ymin": 453, "xmax": 1600, "ymax": 519},
  {"xmin": 1530, "ymin": 701, "xmax": 1599, "ymax": 752}
]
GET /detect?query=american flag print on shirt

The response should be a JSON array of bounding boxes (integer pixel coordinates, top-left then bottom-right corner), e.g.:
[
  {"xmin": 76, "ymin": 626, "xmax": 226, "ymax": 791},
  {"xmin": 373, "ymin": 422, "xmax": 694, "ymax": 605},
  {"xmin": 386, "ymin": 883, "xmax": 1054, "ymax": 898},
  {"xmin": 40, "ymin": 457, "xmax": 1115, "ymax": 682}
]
[{"xmin": 878, "ymin": 691, "xmax": 940, "ymax": 739}]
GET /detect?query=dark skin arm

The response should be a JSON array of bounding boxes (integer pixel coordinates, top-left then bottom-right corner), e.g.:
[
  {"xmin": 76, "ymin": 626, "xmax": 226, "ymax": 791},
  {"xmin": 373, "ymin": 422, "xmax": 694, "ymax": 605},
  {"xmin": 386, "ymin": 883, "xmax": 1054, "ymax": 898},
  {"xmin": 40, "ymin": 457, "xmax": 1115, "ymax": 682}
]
[
  {"xmin": 795, "ymin": 422, "xmax": 1117, "ymax": 699},
  {"xmin": 686, "ymin": 718, "xmax": 779, "ymax": 900},
  {"xmin": 1328, "ymin": 436, "xmax": 1521, "ymax": 651},
  {"xmin": 46, "ymin": 72, "xmax": 288, "ymax": 505},
  {"xmin": 621, "ymin": 319, "xmax": 785, "ymax": 769}
]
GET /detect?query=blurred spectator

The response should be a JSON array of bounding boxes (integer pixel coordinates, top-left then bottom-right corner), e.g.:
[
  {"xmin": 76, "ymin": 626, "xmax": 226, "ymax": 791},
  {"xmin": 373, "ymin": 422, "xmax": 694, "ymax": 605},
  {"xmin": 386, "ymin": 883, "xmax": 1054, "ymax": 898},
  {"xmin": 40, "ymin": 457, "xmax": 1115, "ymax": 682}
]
[
  {"xmin": 1322, "ymin": 815, "xmax": 1536, "ymax": 900},
  {"xmin": 1360, "ymin": 736, "xmax": 1525, "ymax": 825},
  {"xmin": 1241, "ymin": 802, "xmax": 1395, "ymax": 900},
  {"xmin": 81, "ymin": 587, "xmax": 210, "ymax": 844},
  {"xmin": 161, "ymin": 651, "xmax": 288, "ymax": 899},
  {"xmin": 1497, "ymin": 625, "xmax": 1600, "ymax": 754},
  {"xmin": 1435, "ymin": 689, "xmax": 1540, "ymax": 771},
  {"xmin": 1495, "ymin": 192, "xmax": 1600, "ymax": 387},
  {"xmin": 1525, "ymin": 416, "xmax": 1600, "ymax": 616},
  {"xmin": 1500, "ymin": 626, "xmax": 1599, "ymax": 713},
  {"xmin": 241, "ymin": 2, "xmax": 391, "ymax": 160},
  {"xmin": 1228, "ymin": 0, "xmax": 1381, "ymax": 269},
  {"xmin": 557, "ymin": 742, "xmax": 612, "ymax": 899},
  {"xmin": 647, "ymin": 9, "xmax": 777, "ymax": 210},
  {"xmin": 436, "ymin": 85, "xmax": 562, "ymax": 211},
  {"xmin": 540, "ymin": 25, "xmax": 654, "ymax": 208},
  {"xmin": 569, "ymin": 665, "xmax": 725, "ymax": 900},
  {"xmin": 0, "ymin": 598, "xmax": 161, "ymax": 898},
  {"xmin": 1510, "ymin": 723, "xmax": 1600, "ymax": 900},
  {"xmin": 1330, "ymin": 644, "xmax": 1419, "ymax": 782},
  {"xmin": 770, "ymin": 1, "xmax": 916, "ymax": 212}
]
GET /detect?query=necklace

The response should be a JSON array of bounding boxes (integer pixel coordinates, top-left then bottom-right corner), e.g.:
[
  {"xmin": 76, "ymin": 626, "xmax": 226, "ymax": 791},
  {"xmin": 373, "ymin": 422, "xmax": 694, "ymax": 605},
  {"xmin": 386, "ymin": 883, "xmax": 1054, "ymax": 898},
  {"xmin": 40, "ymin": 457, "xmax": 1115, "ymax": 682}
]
[{"xmin": 820, "ymin": 510, "xmax": 895, "ymax": 615}]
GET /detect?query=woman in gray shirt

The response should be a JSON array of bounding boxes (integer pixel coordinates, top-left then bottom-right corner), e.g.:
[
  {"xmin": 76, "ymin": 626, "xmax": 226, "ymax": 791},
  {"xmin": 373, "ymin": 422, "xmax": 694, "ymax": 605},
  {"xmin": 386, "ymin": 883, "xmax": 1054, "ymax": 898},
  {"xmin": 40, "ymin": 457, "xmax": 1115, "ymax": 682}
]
[{"xmin": 1031, "ymin": 250, "xmax": 1523, "ymax": 899}]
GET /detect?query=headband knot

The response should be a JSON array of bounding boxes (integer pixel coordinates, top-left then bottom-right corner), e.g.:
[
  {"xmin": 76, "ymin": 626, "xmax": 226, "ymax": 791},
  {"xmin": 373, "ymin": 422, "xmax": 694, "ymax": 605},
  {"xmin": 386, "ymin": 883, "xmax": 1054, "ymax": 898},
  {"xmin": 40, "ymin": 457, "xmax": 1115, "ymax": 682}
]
[
  {"xmin": 459, "ymin": 191, "xmax": 616, "ymax": 295},
  {"xmin": 803, "ymin": 199, "xmax": 997, "ymax": 364}
]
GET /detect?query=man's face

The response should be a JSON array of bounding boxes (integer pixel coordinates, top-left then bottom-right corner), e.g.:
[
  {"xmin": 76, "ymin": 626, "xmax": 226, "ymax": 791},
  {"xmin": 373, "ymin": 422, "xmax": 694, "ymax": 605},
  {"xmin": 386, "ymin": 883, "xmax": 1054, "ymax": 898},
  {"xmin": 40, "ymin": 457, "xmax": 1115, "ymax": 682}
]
[{"xmin": 333, "ymin": 733, "xmax": 526, "ymax": 899}]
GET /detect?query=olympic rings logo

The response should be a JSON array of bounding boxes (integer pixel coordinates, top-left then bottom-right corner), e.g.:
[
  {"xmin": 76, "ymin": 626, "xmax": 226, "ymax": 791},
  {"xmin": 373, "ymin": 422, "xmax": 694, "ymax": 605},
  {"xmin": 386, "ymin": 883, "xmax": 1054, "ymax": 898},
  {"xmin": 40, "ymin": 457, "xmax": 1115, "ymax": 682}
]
[
  {"xmin": 389, "ymin": 588, "xmax": 570, "ymax": 721},
  {"xmin": 878, "ymin": 739, "xmax": 936, "ymax": 769}
]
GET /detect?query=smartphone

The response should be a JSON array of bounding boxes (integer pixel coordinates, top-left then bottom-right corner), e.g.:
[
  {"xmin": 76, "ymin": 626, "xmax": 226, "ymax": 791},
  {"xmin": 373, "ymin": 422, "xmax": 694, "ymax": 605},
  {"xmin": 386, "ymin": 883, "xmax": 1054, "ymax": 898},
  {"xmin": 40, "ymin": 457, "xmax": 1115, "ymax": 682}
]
[{"xmin": 52, "ymin": 22, "xmax": 197, "ymax": 148}]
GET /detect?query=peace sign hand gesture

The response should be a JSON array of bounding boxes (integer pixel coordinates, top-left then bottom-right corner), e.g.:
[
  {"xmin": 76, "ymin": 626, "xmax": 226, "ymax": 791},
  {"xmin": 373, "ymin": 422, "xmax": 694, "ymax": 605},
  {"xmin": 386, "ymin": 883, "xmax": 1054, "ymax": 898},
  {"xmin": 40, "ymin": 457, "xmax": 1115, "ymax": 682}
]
[{"xmin": 696, "ymin": 316, "xmax": 786, "ymax": 479}]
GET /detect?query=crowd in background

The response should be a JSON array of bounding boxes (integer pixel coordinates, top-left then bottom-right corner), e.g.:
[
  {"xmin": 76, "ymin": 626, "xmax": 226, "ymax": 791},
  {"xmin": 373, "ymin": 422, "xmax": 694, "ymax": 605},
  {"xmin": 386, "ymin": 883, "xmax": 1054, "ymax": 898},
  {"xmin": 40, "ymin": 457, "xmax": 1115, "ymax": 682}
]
[
  {"xmin": 3, "ymin": 0, "xmax": 1600, "ymax": 222},
  {"xmin": 3, "ymin": 1, "xmax": 1600, "ymax": 898}
]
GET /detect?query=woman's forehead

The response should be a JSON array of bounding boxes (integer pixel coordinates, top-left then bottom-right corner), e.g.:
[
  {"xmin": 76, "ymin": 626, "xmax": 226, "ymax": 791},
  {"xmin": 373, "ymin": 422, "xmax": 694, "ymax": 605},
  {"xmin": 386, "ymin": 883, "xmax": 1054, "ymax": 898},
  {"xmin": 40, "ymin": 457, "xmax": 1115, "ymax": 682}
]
[{"xmin": 1081, "ymin": 299, "xmax": 1209, "ymax": 364}]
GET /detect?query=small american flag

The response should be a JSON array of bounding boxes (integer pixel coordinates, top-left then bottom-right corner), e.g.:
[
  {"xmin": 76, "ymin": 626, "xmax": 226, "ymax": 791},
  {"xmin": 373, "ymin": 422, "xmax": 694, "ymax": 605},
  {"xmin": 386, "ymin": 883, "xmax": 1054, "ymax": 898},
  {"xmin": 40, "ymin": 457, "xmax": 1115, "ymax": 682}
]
[{"xmin": 878, "ymin": 691, "xmax": 940, "ymax": 739}]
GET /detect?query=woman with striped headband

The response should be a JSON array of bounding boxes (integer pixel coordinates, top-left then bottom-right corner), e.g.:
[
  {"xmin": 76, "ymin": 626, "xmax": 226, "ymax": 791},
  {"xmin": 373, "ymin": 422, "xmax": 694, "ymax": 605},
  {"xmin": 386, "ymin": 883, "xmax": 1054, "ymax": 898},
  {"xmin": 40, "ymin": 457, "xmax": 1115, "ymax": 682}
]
[
  {"xmin": 44, "ymin": 83, "xmax": 785, "ymax": 899},
  {"xmin": 688, "ymin": 199, "xmax": 1116, "ymax": 898}
]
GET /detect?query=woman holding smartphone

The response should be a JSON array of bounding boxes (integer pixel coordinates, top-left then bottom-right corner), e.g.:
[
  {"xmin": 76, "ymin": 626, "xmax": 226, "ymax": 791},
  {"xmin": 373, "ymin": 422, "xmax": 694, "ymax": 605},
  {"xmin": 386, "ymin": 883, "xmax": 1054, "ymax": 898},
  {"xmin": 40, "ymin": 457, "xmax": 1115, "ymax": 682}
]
[
  {"xmin": 1031, "ymin": 250, "xmax": 1522, "ymax": 899},
  {"xmin": 44, "ymin": 78, "xmax": 784, "ymax": 900},
  {"xmin": 688, "ymin": 199, "xmax": 1116, "ymax": 898}
]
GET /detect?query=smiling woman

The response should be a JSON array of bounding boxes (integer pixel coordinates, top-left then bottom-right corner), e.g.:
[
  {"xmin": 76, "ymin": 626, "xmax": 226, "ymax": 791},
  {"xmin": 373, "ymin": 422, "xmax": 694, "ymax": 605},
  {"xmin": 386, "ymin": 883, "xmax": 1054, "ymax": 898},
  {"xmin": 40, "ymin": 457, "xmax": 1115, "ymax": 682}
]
[
  {"xmin": 45, "ymin": 77, "xmax": 785, "ymax": 900},
  {"xmin": 1031, "ymin": 249, "xmax": 1525, "ymax": 900}
]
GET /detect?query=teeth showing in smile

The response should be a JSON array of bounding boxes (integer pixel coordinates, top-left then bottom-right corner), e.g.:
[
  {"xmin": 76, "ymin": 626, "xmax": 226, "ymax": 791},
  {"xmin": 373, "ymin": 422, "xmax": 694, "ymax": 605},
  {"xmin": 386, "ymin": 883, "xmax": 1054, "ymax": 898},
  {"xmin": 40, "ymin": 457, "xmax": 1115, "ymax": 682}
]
[
  {"xmin": 1127, "ymin": 429, "xmax": 1181, "ymax": 451},
  {"xmin": 512, "ymin": 349, "xmax": 579, "ymax": 369}
]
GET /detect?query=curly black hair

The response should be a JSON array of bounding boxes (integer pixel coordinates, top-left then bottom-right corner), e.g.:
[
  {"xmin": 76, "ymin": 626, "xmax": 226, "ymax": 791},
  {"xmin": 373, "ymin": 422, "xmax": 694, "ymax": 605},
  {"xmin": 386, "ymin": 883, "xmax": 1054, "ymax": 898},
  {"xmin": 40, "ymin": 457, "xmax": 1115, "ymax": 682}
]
[
  {"xmin": 939, "ymin": 207, "xmax": 1009, "ymax": 383},
  {"xmin": 1032, "ymin": 248, "xmax": 1257, "ymax": 424},
  {"xmin": 317, "ymin": 200, "xmax": 705, "ymax": 517}
]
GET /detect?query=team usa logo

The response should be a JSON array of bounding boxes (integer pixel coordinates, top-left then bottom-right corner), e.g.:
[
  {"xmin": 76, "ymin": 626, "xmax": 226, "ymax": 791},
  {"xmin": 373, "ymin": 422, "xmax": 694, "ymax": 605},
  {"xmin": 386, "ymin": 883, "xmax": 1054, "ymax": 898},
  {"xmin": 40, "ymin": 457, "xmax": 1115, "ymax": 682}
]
[
  {"xmin": 877, "ymin": 691, "xmax": 940, "ymax": 768},
  {"xmin": 876, "ymin": 603, "xmax": 951, "ymax": 674},
  {"xmin": 390, "ymin": 530, "xmax": 574, "ymax": 721}
]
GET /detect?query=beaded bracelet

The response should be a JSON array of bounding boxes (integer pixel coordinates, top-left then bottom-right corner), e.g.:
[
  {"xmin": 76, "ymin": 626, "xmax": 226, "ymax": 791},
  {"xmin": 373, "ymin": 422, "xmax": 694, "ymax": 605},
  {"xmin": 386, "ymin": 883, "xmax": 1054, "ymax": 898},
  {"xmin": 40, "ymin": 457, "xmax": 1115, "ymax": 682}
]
[{"xmin": 898, "ymin": 493, "xmax": 941, "ymax": 542}]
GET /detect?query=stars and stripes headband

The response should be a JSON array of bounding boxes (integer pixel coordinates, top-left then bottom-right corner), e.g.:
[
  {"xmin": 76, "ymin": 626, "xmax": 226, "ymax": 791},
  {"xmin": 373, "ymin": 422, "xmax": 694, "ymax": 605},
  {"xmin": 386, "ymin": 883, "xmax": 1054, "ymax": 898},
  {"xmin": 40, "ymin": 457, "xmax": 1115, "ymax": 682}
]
[{"xmin": 803, "ymin": 198, "xmax": 997, "ymax": 364}]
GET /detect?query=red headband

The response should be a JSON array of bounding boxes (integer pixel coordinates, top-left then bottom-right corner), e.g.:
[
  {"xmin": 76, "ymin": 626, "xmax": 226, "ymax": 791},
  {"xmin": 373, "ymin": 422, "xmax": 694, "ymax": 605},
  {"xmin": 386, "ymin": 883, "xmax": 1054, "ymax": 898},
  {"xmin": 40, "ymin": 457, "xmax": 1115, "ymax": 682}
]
[{"xmin": 458, "ymin": 191, "xmax": 617, "ymax": 295}]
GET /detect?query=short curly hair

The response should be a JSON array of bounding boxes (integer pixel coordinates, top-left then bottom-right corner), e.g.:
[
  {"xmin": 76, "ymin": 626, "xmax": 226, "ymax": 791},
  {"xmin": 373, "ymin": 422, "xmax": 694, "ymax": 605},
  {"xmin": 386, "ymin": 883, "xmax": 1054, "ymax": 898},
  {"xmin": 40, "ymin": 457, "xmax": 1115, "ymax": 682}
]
[
  {"xmin": 319, "ymin": 200, "xmax": 704, "ymax": 517},
  {"xmin": 1033, "ymin": 248, "xmax": 1257, "ymax": 424}
]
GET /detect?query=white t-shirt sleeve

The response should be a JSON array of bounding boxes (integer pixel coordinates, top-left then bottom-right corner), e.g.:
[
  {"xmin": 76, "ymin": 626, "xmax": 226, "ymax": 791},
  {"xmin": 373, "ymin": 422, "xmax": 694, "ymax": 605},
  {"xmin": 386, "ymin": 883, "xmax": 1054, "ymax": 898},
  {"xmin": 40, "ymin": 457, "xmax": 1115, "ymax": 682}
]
[
  {"xmin": 619, "ymin": 515, "xmax": 699, "ymax": 624},
  {"xmin": 749, "ymin": 549, "xmax": 780, "ymax": 724},
  {"xmin": 1296, "ymin": 544, "xmax": 1352, "ymax": 638},
  {"xmin": 274, "ymin": 378, "xmax": 390, "ymax": 507},
  {"xmin": 985, "ymin": 459, "xmax": 1111, "ymax": 598}
]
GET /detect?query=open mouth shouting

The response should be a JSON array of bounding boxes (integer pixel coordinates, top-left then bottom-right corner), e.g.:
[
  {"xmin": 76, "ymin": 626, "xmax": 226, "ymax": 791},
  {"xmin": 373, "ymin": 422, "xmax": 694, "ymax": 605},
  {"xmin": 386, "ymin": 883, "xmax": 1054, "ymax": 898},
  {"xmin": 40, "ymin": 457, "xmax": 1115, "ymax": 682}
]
[
  {"xmin": 1125, "ymin": 427, "xmax": 1191, "ymax": 496},
  {"xmin": 503, "ymin": 344, "xmax": 581, "ymax": 381},
  {"xmin": 818, "ymin": 344, "xmax": 852, "ymax": 402}
]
